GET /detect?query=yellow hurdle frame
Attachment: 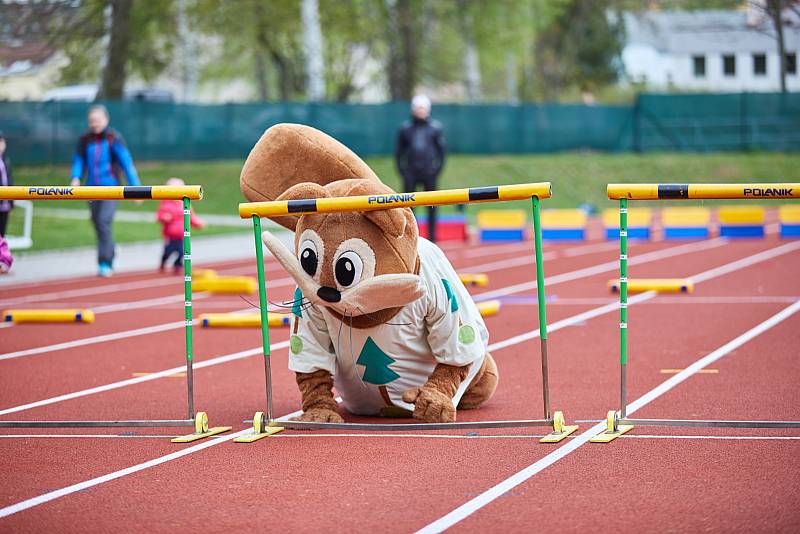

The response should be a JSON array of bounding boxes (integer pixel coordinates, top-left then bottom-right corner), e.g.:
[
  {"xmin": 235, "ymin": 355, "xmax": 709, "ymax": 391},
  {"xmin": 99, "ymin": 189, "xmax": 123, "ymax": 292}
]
[
  {"xmin": 236, "ymin": 182, "xmax": 579, "ymax": 443},
  {"xmin": 0, "ymin": 185, "xmax": 231, "ymax": 443},
  {"xmin": 593, "ymin": 182, "xmax": 800, "ymax": 443}
]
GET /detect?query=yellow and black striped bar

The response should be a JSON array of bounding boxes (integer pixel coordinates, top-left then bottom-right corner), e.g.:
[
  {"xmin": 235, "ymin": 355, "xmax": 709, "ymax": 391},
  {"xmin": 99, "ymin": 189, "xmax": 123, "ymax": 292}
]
[
  {"xmin": 239, "ymin": 182, "xmax": 551, "ymax": 218},
  {"xmin": 0, "ymin": 185, "xmax": 203, "ymax": 201},
  {"xmin": 608, "ymin": 183, "xmax": 800, "ymax": 201}
]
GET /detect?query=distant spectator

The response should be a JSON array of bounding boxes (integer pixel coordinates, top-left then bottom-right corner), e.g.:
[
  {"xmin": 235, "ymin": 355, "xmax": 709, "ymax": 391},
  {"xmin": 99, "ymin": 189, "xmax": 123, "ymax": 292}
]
[
  {"xmin": 70, "ymin": 105, "xmax": 141, "ymax": 277},
  {"xmin": 0, "ymin": 131, "xmax": 13, "ymax": 237},
  {"xmin": 0, "ymin": 235, "xmax": 12, "ymax": 274},
  {"xmin": 395, "ymin": 95, "xmax": 447, "ymax": 243},
  {"xmin": 157, "ymin": 178, "xmax": 205, "ymax": 274}
]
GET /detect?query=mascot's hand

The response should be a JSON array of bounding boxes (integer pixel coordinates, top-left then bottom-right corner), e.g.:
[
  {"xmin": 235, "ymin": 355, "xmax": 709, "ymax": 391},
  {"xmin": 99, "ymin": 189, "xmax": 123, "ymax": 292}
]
[
  {"xmin": 291, "ymin": 408, "xmax": 344, "ymax": 424},
  {"xmin": 402, "ymin": 386, "xmax": 456, "ymax": 423}
]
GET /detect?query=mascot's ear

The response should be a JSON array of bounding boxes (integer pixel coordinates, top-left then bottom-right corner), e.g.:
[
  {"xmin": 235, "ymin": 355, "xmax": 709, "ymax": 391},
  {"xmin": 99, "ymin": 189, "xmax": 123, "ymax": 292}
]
[
  {"xmin": 274, "ymin": 182, "xmax": 330, "ymax": 232},
  {"xmin": 240, "ymin": 123, "xmax": 381, "ymax": 231},
  {"xmin": 344, "ymin": 180, "xmax": 409, "ymax": 239}
]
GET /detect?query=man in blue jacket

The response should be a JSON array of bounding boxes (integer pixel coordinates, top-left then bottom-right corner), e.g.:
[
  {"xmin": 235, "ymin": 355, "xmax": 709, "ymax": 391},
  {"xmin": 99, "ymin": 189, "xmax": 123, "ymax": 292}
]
[{"xmin": 70, "ymin": 105, "xmax": 140, "ymax": 277}]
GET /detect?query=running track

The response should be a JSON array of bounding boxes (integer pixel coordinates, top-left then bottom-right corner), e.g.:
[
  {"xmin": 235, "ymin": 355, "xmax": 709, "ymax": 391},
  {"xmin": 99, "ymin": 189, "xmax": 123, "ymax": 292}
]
[{"xmin": 0, "ymin": 233, "xmax": 798, "ymax": 532}]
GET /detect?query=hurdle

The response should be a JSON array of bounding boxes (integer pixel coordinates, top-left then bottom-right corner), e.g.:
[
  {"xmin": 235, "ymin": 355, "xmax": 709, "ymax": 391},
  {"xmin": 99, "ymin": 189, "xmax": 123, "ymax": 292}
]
[
  {"xmin": 237, "ymin": 183, "xmax": 579, "ymax": 443},
  {"xmin": 593, "ymin": 183, "xmax": 800, "ymax": 443},
  {"xmin": 0, "ymin": 185, "xmax": 230, "ymax": 442}
]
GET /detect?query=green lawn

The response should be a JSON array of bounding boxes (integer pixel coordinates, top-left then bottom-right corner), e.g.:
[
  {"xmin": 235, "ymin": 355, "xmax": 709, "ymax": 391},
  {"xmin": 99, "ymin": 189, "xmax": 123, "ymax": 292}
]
[
  {"xmin": 5, "ymin": 213, "xmax": 246, "ymax": 254},
  {"xmin": 9, "ymin": 151, "xmax": 800, "ymax": 251}
]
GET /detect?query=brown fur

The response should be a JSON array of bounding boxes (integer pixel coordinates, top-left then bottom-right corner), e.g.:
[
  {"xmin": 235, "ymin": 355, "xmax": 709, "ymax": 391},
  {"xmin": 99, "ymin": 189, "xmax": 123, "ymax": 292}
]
[
  {"xmin": 291, "ymin": 370, "xmax": 343, "ymax": 423},
  {"xmin": 241, "ymin": 123, "xmax": 499, "ymax": 423}
]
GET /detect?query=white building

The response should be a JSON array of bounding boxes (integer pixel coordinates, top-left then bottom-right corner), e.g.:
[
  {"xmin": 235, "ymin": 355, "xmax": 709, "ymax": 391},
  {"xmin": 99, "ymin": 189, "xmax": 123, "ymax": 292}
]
[{"xmin": 622, "ymin": 9, "xmax": 800, "ymax": 92}]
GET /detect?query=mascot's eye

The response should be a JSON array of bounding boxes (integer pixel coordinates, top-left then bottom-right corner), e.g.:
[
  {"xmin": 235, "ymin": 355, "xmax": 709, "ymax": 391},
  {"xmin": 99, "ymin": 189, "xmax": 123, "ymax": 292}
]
[
  {"xmin": 299, "ymin": 239, "xmax": 319, "ymax": 277},
  {"xmin": 334, "ymin": 251, "xmax": 363, "ymax": 288}
]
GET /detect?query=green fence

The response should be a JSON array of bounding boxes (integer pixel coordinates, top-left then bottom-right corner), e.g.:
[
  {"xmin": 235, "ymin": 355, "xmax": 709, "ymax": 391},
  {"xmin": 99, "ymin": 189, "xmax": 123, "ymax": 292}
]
[{"xmin": 1, "ymin": 93, "xmax": 797, "ymax": 165}]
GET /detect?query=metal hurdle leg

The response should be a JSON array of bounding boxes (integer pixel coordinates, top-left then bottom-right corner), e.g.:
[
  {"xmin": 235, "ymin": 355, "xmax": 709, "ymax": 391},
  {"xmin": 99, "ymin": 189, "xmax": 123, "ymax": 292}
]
[
  {"xmin": 591, "ymin": 198, "xmax": 634, "ymax": 443},
  {"xmin": 236, "ymin": 186, "xmax": 577, "ymax": 443},
  {"xmin": 0, "ymin": 187, "xmax": 228, "ymax": 441},
  {"xmin": 172, "ymin": 197, "xmax": 232, "ymax": 443},
  {"xmin": 235, "ymin": 216, "xmax": 284, "ymax": 443}
]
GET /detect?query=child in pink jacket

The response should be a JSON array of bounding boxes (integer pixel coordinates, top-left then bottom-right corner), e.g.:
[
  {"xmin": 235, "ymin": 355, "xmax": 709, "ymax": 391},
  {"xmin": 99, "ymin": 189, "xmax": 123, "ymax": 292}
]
[
  {"xmin": 156, "ymin": 178, "xmax": 205, "ymax": 273},
  {"xmin": 0, "ymin": 235, "xmax": 13, "ymax": 274}
]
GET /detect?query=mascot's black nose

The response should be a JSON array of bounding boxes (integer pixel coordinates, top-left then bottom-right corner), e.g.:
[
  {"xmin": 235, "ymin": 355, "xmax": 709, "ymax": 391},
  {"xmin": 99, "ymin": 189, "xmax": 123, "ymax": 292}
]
[{"xmin": 317, "ymin": 286, "xmax": 341, "ymax": 303}]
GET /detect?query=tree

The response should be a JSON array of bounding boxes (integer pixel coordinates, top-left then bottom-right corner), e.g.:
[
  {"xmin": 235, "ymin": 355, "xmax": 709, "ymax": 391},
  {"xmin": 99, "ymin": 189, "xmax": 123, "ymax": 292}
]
[
  {"xmin": 535, "ymin": 0, "xmax": 623, "ymax": 99},
  {"xmin": 302, "ymin": 0, "xmax": 325, "ymax": 101},
  {"xmin": 748, "ymin": 0, "xmax": 800, "ymax": 93},
  {"xmin": 384, "ymin": 0, "xmax": 419, "ymax": 100},
  {"xmin": 357, "ymin": 337, "xmax": 401, "ymax": 385},
  {"xmin": 98, "ymin": 0, "xmax": 132, "ymax": 99}
]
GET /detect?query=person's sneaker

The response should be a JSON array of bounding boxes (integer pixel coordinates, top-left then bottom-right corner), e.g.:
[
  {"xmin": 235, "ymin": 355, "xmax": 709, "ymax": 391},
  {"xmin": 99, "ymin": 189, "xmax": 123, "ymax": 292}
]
[{"xmin": 98, "ymin": 263, "xmax": 113, "ymax": 278}]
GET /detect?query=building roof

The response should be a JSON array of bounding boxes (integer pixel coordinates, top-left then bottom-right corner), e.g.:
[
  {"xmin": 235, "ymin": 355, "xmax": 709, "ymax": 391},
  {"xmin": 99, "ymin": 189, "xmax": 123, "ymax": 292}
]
[
  {"xmin": 623, "ymin": 9, "xmax": 800, "ymax": 54},
  {"xmin": 0, "ymin": 42, "xmax": 57, "ymax": 75}
]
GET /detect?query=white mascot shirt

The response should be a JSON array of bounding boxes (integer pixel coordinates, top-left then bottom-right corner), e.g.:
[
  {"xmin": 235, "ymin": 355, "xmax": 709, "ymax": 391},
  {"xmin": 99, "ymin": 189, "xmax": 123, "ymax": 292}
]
[{"xmin": 288, "ymin": 238, "xmax": 489, "ymax": 416}]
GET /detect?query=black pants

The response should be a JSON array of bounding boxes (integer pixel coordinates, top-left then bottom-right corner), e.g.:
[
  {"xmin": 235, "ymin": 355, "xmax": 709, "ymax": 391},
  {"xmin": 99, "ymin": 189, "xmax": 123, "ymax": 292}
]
[
  {"xmin": 161, "ymin": 239, "xmax": 183, "ymax": 268},
  {"xmin": 0, "ymin": 211, "xmax": 8, "ymax": 237},
  {"xmin": 403, "ymin": 172, "xmax": 439, "ymax": 242}
]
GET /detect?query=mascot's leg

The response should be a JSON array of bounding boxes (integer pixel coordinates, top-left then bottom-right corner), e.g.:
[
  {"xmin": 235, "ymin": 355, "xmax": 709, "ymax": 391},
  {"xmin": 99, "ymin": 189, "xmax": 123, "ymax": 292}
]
[
  {"xmin": 291, "ymin": 370, "xmax": 345, "ymax": 424},
  {"xmin": 457, "ymin": 352, "xmax": 499, "ymax": 410}
]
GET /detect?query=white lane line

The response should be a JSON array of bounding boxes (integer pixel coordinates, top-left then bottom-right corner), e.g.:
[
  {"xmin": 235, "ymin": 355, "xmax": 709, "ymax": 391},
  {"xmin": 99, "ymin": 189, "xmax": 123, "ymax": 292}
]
[
  {"xmin": 415, "ymin": 303, "xmax": 800, "ymax": 534},
  {"xmin": 688, "ymin": 240, "xmax": 800, "ymax": 283},
  {"xmin": 0, "ymin": 238, "xmax": 709, "ymax": 361},
  {"xmin": 561, "ymin": 240, "xmax": 620, "ymax": 257},
  {"xmin": 0, "ymin": 434, "xmax": 178, "ymax": 439},
  {"xmin": 0, "ymin": 242, "xmax": 794, "ymax": 519},
  {"xmin": 499, "ymin": 296, "xmax": 800, "ymax": 306},
  {"xmin": 0, "ymin": 406, "xmax": 304, "ymax": 520},
  {"xmin": 474, "ymin": 237, "xmax": 728, "ymax": 301},
  {"xmin": 6, "ymin": 433, "xmax": 797, "ymax": 441},
  {"xmin": 0, "ymin": 259, "xmax": 281, "ymax": 307},
  {"xmin": 0, "ymin": 342, "xmax": 285, "ymax": 416},
  {"xmin": 2, "ymin": 237, "xmax": 793, "ymax": 418}
]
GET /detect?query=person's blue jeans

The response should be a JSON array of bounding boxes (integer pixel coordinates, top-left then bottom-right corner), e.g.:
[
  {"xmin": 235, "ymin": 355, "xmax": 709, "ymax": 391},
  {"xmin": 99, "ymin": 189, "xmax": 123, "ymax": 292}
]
[{"xmin": 90, "ymin": 200, "xmax": 117, "ymax": 266}]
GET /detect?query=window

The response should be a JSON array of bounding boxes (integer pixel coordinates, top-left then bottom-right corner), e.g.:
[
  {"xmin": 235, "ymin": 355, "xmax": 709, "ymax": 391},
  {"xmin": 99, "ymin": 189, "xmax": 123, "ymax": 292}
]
[
  {"xmin": 693, "ymin": 55, "xmax": 706, "ymax": 77},
  {"xmin": 787, "ymin": 53, "xmax": 797, "ymax": 75},
  {"xmin": 753, "ymin": 53, "xmax": 767, "ymax": 75},
  {"xmin": 723, "ymin": 54, "xmax": 736, "ymax": 76}
]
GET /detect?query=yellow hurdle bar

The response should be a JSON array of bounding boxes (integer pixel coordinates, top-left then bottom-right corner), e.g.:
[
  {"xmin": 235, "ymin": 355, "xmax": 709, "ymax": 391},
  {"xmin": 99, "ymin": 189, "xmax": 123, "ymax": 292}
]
[
  {"xmin": 239, "ymin": 183, "xmax": 552, "ymax": 218},
  {"xmin": 0, "ymin": 185, "xmax": 203, "ymax": 201},
  {"xmin": 607, "ymin": 183, "xmax": 800, "ymax": 201},
  {"xmin": 3, "ymin": 309, "xmax": 95, "ymax": 324}
]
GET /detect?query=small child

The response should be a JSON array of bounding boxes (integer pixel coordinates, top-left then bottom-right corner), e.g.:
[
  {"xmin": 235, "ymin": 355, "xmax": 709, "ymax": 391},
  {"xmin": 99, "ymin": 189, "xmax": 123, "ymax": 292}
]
[
  {"xmin": 156, "ymin": 178, "xmax": 205, "ymax": 273},
  {"xmin": 0, "ymin": 235, "xmax": 13, "ymax": 274}
]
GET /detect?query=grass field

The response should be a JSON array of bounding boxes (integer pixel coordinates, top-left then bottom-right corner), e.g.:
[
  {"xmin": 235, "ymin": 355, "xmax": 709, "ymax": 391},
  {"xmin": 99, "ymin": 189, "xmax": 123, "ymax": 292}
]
[{"xmin": 8, "ymin": 151, "xmax": 800, "ymax": 251}]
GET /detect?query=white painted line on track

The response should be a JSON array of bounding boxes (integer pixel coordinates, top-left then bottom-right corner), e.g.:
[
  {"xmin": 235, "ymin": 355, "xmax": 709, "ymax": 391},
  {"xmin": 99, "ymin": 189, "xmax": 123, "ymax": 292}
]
[
  {"xmin": 0, "ymin": 434, "xmax": 178, "ymax": 439},
  {"xmin": 415, "ymin": 303, "xmax": 800, "ymax": 533},
  {"xmin": 0, "ymin": 241, "xmax": 796, "ymax": 519},
  {"xmin": 2, "ymin": 239, "xmax": 794, "ymax": 418},
  {"xmin": 0, "ymin": 406, "xmax": 304, "ymax": 520},
  {"xmin": 474, "ymin": 237, "xmax": 728, "ymax": 301},
  {"xmin": 0, "ymin": 341, "xmax": 287, "ymax": 416},
  {"xmin": 0, "ymin": 237, "xmax": 710, "ymax": 362}
]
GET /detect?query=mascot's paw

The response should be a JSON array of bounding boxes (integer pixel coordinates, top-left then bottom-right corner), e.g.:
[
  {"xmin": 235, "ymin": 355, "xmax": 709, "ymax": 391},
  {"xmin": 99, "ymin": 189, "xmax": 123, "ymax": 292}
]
[
  {"xmin": 291, "ymin": 408, "xmax": 344, "ymax": 424},
  {"xmin": 402, "ymin": 387, "xmax": 456, "ymax": 423}
]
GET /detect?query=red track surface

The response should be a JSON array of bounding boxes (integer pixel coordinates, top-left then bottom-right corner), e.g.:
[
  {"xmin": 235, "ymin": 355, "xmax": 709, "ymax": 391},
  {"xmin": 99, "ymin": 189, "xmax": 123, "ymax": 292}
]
[{"xmin": 1, "ymin": 233, "xmax": 799, "ymax": 532}]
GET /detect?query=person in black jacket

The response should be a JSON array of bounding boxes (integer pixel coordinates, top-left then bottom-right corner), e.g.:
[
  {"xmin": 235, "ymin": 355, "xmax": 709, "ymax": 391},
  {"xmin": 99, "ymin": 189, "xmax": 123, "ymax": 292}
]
[
  {"xmin": 395, "ymin": 95, "xmax": 447, "ymax": 243},
  {"xmin": 0, "ymin": 132, "xmax": 12, "ymax": 237}
]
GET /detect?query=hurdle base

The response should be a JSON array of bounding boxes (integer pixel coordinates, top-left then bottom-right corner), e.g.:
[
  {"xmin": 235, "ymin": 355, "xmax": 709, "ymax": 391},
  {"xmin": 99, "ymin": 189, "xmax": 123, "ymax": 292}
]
[
  {"xmin": 0, "ymin": 419, "xmax": 195, "ymax": 428},
  {"xmin": 268, "ymin": 418, "xmax": 552, "ymax": 432},
  {"xmin": 590, "ymin": 410, "xmax": 634, "ymax": 443},
  {"xmin": 539, "ymin": 411, "xmax": 579, "ymax": 443},
  {"xmin": 171, "ymin": 426, "xmax": 232, "ymax": 443},
  {"xmin": 621, "ymin": 418, "xmax": 800, "ymax": 429},
  {"xmin": 234, "ymin": 426, "xmax": 284, "ymax": 443}
]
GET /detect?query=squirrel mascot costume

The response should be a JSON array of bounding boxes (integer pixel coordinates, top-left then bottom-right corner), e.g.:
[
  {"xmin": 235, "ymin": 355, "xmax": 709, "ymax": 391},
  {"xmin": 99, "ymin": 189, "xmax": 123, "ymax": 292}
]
[{"xmin": 240, "ymin": 124, "xmax": 498, "ymax": 424}]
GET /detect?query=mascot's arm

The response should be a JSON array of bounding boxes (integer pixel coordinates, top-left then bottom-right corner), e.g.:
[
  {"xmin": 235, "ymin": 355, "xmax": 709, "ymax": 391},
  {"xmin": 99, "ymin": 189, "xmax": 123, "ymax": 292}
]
[
  {"xmin": 293, "ymin": 369, "xmax": 343, "ymax": 423},
  {"xmin": 288, "ymin": 299, "xmax": 343, "ymax": 423},
  {"xmin": 402, "ymin": 363, "xmax": 469, "ymax": 423},
  {"xmin": 402, "ymin": 273, "xmax": 485, "ymax": 423}
]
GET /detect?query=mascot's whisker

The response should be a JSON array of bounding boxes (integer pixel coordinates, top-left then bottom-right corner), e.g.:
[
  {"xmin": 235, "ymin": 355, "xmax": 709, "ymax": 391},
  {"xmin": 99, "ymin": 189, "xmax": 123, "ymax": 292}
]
[{"xmin": 354, "ymin": 305, "xmax": 412, "ymax": 327}]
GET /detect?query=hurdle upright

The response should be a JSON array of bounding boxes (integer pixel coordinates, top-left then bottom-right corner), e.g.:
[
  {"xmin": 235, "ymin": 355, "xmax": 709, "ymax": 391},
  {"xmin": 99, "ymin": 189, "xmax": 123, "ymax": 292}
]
[
  {"xmin": 237, "ymin": 183, "xmax": 579, "ymax": 443},
  {"xmin": 0, "ymin": 185, "xmax": 230, "ymax": 442},
  {"xmin": 593, "ymin": 183, "xmax": 800, "ymax": 443}
]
